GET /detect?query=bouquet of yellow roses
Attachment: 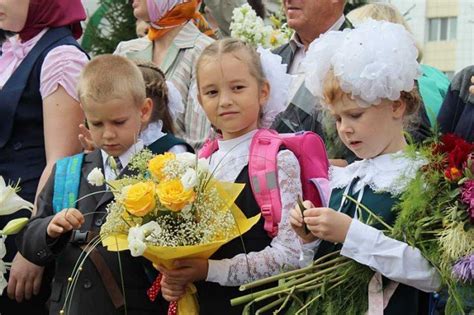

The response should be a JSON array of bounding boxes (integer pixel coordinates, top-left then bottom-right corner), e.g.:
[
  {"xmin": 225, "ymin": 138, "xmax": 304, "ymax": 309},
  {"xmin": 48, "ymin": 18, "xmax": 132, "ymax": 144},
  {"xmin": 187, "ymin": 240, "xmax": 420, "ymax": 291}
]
[{"xmin": 99, "ymin": 150, "xmax": 259, "ymax": 314}]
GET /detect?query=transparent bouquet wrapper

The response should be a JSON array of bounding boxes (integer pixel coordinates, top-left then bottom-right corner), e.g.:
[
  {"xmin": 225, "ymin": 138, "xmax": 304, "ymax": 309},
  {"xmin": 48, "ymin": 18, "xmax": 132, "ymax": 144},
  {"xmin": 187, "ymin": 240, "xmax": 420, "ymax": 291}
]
[{"xmin": 101, "ymin": 181, "xmax": 260, "ymax": 314}]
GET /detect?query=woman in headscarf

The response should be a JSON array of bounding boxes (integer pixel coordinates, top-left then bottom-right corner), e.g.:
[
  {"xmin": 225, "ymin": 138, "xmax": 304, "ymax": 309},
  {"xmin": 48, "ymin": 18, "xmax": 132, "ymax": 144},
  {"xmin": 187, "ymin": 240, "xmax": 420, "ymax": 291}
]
[
  {"xmin": 115, "ymin": 0, "xmax": 215, "ymax": 149},
  {"xmin": 0, "ymin": 0, "xmax": 88, "ymax": 313}
]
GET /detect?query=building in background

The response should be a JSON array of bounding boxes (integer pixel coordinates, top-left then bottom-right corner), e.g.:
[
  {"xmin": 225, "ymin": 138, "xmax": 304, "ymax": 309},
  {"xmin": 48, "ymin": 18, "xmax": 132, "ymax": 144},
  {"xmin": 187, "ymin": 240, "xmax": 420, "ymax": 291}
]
[{"xmin": 373, "ymin": 0, "xmax": 473, "ymax": 78}]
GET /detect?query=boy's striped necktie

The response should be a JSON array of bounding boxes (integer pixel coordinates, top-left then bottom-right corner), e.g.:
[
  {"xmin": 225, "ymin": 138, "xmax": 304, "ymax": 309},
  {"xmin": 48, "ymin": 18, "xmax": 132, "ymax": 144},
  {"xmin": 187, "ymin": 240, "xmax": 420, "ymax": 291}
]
[{"xmin": 107, "ymin": 156, "xmax": 123, "ymax": 176}]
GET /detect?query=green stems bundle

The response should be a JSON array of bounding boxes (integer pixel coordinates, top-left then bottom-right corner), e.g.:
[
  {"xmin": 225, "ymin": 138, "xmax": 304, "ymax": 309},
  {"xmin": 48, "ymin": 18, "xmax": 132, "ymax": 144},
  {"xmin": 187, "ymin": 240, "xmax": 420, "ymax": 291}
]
[{"xmin": 231, "ymin": 250, "xmax": 374, "ymax": 314}]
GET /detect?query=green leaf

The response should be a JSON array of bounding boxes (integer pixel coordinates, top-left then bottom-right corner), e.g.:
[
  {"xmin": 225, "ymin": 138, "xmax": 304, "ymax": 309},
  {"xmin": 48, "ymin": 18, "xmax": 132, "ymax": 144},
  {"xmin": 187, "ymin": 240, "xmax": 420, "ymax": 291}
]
[{"xmin": 1, "ymin": 217, "xmax": 29, "ymax": 235}]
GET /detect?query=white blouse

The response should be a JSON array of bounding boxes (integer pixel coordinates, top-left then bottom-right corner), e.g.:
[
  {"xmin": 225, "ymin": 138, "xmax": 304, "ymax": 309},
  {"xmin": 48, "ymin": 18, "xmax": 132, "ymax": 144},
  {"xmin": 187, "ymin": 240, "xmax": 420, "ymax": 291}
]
[{"xmin": 206, "ymin": 130, "xmax": 304, "ymax": 286}]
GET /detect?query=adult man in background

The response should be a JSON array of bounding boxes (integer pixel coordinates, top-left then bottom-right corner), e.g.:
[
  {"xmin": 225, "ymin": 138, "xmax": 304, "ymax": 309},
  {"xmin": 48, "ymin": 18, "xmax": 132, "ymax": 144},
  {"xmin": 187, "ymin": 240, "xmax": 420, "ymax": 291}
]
[{"xmin": 272, "ymin": 0, "xmax": 353, "ymax": 163}]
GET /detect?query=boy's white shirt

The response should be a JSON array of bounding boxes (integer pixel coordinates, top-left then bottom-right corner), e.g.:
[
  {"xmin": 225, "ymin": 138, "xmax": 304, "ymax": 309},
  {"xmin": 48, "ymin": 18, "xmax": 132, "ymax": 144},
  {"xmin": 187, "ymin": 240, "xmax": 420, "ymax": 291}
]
[
  {"xmin": 302, "ymin": 152, "xmax": 441, "ymax": 292},
  {"xmin": 206, "ymin": 130, "xmax": 305, "ymax": 286},
  {"xmin": 100, "ymin": 140, "xmax": 144, "ymax": 182}
]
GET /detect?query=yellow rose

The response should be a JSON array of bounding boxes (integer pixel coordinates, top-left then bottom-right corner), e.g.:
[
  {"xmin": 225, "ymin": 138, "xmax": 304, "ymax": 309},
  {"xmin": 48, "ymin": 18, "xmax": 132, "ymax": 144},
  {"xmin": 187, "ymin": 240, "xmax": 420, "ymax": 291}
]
[
  {"xmin": 148, "ymin": 152, "xmax": 176, "ymax": 180},
  {"xmin": 156, "ymin": 179, "xmax": 195, "ymax": 212},
  {"xmin": 123, "ymin": 182, "xmax": 156, "ymax": 217}
]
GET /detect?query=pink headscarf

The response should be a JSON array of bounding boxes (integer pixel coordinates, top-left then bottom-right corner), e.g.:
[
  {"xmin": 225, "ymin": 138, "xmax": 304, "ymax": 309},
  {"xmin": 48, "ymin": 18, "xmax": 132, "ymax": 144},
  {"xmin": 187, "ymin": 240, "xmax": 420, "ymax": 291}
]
[
  {"xmin": 19, "ymin": 0, "xmax": 86, "ymax": 41},
  {"xmin": 146, "ymin": 0, "xmax": 186, "ymax": 22}
]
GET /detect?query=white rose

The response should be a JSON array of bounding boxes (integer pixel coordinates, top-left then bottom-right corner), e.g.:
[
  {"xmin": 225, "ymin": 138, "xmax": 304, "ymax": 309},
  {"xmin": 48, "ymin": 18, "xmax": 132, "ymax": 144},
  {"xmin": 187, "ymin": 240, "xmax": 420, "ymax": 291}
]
[
  {"xmin": 128, "ymin": 226, "xmax": 146, "ymax": 257},
  {"xmin": 176, "ymin": 152, "xmax": 197, "ymax": 167},
  {"xmin": 0, "ymin": 176, "xmax": 33, "ymax": 216},
  {"xmin": 141, "ymin": 221, "xmax": 162, "ymax": 236},
  {"xmin": 87, "ymin": 167, "xmax": 105, "ymax": 187},
  {"xmin": 129, "ymin": 238, "xmax": 146, "ymax": 257},
  {"xmin": 181, "ymin": 168, "xmax": 197, "ymax": 190},
  {"xmin": 197, "ymin": 158, "xmax": 209, "ymax": 172}
]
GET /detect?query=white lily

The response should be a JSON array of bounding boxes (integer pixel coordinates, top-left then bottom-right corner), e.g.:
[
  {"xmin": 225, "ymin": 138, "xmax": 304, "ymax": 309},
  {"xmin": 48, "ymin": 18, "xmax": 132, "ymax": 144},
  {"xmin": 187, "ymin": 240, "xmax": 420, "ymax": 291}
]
[{"xmin": 0, "ymin": 176, "xmax": 33, "ymax": 216}]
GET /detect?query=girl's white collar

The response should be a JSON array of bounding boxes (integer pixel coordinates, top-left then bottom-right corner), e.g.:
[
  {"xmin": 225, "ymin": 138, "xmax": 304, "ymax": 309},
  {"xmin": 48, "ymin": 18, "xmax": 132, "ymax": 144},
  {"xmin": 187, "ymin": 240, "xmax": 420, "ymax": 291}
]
[{"xmin": 330, "ymin": 151, "xmax": 426, "ymax": 196}]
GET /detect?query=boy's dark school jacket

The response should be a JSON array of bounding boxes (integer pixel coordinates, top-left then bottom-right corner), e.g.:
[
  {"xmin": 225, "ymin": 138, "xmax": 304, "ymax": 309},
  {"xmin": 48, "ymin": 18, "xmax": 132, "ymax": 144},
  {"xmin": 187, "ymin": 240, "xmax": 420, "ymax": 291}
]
[{"xmin": 17, "ymin": 149, "xmax": 168, "ymax": 315}]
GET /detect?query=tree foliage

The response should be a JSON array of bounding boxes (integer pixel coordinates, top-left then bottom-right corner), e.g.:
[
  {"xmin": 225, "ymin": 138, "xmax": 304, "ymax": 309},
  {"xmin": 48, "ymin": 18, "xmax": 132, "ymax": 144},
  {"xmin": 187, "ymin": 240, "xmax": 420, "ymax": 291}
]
[{"xmin": 82, "ymin": 0, "xmax": 137, "ymax": 55}]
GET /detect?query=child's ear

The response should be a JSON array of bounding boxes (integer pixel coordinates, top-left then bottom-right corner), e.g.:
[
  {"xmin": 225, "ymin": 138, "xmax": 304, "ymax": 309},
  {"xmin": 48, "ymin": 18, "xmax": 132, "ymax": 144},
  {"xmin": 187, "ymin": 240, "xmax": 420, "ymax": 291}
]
[
  {"xmin": 391, "ymin": 99, "xmax": 406, "ymax": 119},
  {"xmin": 259, "ymin": 80, "xmax": 270, "ymax": 107},
  {"xmin": 140, "ymin": 98, "xmax": 153, "ymax": 123}
]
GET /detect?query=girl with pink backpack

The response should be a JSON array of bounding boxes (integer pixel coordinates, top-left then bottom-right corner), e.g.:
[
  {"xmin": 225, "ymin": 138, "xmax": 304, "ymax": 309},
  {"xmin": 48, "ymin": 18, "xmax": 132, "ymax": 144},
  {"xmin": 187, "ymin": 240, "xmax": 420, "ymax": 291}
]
[{"xmin": 157, "ymin": 38, "xmax": 329, "ymax": 314}]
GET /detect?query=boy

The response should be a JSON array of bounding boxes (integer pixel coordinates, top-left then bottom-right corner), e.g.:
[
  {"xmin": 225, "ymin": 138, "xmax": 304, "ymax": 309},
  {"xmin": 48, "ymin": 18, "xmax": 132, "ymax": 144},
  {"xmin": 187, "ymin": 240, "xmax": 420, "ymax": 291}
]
[{"xmin": 17, "ymin": 55, "xmax": 167, "ymax": 315}]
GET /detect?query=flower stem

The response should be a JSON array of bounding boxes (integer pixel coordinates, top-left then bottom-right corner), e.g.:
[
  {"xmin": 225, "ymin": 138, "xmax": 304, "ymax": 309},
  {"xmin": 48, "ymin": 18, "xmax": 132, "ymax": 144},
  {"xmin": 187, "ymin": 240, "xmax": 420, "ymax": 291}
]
[{"xmin": 344, "ymin": 195, "xmax": 393, "ymax": 232}]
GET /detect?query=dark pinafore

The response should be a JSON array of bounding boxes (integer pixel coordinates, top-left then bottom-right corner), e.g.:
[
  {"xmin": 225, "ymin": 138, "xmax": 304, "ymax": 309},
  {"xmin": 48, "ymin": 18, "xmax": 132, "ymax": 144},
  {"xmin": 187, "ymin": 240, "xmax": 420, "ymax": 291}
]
[
  {"xmin": 194, "ymin": 165, "xmax": 273, "ymax": 315},
  {"xmin": 315, "ymin": 177, "xmax": 426, "ymax": 315}
]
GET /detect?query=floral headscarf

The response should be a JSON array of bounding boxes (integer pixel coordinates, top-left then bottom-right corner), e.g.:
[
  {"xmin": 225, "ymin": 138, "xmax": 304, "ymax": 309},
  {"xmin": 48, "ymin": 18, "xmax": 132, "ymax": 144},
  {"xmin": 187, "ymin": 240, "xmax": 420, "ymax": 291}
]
[{"xmin": 146, "ymin": 0, "xmax": 214, "ymax": 40}]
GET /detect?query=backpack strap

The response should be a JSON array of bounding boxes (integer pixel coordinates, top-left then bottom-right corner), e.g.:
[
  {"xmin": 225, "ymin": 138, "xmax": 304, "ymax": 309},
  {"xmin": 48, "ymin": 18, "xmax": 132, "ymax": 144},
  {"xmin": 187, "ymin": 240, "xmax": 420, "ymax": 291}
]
[
  {"xmin": 198, "ymin": 138, "xmax": 219, "ymax": 158},
  {"xmin": 52, "ymin": 153, "xmax": 84, "ymax": 213},
  {"xmin": 147, "ymin": 134, "xmax": 194, "ymax": 154},
  {"xmin": 248, "ymin": 129, "xmax": 283, "ymax": 238}
]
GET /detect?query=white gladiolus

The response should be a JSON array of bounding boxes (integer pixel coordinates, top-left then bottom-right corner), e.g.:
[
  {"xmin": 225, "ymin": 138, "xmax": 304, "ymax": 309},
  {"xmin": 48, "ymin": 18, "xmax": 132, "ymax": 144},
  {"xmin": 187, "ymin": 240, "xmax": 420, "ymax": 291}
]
[
  {"xmin": 87, "ymin": 167, "xmax": 105, "ymax": 187},
  {"xmin": 181, "ymin": 168, "xmax": 197, "ymax": 190},
  {"xmin": 0, "ymin": 176, "xmax": 33, "ymax": 216}
]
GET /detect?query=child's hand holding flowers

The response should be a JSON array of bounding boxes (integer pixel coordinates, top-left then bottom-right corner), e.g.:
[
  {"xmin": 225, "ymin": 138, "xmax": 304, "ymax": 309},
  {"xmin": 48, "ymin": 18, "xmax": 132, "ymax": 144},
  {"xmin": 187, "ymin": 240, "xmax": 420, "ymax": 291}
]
[
  {"xmin": 46, "ymin": 209, "xmax": 84, "ymax": 239},
  {"xmin": 158, "ymin": 258, "xmax": 209, "ymax": 302},
  {"xmin": 99, "ymin": 150, "xmax": 259, "ymax": 314},
  {"xmin": 289, "ymin": 200, "xmax": 318, "ymax": 244},
  {"xmin": 301, "ymin": 207, "xmax": 353, "ymax": 244}
]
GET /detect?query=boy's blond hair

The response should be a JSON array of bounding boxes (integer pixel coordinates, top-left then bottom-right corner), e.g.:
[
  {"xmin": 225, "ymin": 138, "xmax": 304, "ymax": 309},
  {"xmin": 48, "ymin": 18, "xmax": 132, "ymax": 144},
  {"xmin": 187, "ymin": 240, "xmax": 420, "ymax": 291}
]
[{"xmin": 77, "ymin": 54, "xmax": 146, "ymax": 107}]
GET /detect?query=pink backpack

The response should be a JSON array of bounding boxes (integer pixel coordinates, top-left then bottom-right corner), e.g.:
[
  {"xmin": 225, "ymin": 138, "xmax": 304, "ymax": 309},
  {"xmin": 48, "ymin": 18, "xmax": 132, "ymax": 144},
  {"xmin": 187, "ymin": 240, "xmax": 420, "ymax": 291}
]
[{"xmin": 199, "ymin": 129, "xmax": 330, "ymax": 238}]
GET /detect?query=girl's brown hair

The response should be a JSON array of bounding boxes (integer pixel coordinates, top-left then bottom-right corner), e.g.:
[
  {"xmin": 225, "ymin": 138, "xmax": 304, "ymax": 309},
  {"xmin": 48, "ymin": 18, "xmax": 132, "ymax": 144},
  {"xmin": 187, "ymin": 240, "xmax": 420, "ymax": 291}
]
[
  {"xmin": 135, "ymin": 61, "xmax": 175, "ymax": 134},
  {"xmin": 196, "ymin": 38, "xmax": 266, "ymax": 88}
]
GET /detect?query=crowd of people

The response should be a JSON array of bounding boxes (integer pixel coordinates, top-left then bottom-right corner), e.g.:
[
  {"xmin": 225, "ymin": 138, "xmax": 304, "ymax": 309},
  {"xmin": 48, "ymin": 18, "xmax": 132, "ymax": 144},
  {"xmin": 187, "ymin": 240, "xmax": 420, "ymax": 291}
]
[{"xmin": 0, "ymin": 0, "xmax": 472, "ymax": 314}]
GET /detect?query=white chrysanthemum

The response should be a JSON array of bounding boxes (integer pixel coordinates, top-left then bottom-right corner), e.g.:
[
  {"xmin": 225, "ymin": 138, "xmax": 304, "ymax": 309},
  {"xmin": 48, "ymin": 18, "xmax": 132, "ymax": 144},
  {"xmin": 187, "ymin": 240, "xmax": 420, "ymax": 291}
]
[
  {"xmin": 0, "ymin": 176, "xmax": 33, "ymax": 216},
  {"xmin": 87, "ymin": 167, "xmax": 105, "ymax": 187},
  {"xmin": 181, "ymin": 168, "xmax": 197, "ymax": 190},
  {"xmin": 303, "ymin": 19, "xmax": 421, "ymax": 107}
]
